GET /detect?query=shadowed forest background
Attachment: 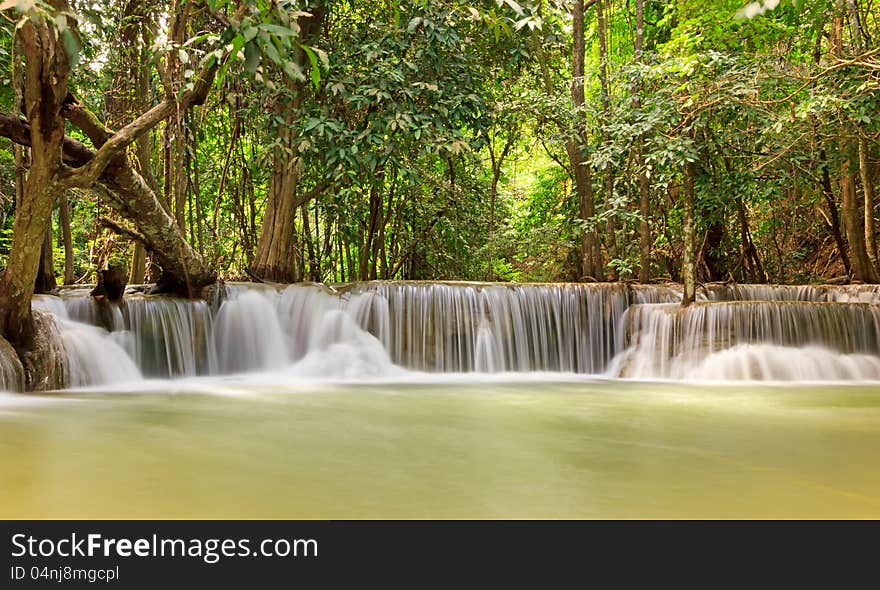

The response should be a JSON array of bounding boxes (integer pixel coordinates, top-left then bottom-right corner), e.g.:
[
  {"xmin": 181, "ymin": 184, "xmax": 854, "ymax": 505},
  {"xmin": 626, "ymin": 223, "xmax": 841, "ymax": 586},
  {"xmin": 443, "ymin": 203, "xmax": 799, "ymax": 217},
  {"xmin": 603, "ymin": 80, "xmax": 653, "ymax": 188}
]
[{"xmin": 1, "ymin": 0, "xmax": 880, "ymax": 323}]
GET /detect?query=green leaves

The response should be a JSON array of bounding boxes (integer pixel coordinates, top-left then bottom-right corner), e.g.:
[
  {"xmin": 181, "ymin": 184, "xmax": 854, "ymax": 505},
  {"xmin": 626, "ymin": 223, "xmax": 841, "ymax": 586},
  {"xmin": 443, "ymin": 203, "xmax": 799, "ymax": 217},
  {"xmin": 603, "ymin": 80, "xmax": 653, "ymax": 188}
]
[{"xmin": 300, "ymin": 44, "xmax": 321, "ymax": 89}]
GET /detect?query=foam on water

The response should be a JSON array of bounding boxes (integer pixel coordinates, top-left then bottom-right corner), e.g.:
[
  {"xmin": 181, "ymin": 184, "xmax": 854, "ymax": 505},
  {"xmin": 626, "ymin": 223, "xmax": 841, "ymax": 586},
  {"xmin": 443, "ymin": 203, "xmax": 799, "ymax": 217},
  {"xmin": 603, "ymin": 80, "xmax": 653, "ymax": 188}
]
[{"xmin": 686, "ymin": 344, "xmax": 880, "ymax": 381}]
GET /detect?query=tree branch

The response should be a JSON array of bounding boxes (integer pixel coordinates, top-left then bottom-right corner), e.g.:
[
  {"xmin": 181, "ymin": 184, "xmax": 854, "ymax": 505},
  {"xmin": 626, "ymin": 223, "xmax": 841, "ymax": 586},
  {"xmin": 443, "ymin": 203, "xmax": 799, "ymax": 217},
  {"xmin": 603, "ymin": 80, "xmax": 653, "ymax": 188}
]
[
  {"xmin": 61, "ymin": 55, "xmax": 219, "ymax": 189},
  {"xmin": 0, "ymin": 112, "xmax": 94, "ymax": 166},
  {"xmin": 97, "ymin": 215, "xmax": 148, "ymax": 245}
]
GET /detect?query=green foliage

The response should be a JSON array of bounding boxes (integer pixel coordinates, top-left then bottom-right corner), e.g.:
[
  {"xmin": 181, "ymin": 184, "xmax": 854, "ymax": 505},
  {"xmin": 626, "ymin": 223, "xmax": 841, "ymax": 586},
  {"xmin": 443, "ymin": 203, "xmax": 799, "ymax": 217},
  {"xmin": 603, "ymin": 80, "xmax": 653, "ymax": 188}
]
[{"xmin": 3, "ymin": 0, "xmax": 879, "ymax": 286}]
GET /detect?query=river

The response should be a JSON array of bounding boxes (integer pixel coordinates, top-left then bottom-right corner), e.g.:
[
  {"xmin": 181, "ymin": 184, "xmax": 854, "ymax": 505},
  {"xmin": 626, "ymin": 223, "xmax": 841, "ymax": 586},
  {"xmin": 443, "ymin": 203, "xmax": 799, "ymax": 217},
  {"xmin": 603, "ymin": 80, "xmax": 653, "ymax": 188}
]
[{"xmin": 2, "ymin": 377, "xmax": 879, "ymax": 518}]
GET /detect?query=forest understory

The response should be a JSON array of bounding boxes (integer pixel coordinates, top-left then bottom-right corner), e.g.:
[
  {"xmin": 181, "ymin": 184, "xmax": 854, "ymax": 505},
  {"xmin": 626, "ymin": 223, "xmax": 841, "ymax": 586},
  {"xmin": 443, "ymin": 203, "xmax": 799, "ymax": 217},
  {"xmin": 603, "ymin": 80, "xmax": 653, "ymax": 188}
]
[{"xmin": 1, "ymin": 0, "xmax": 879, "ymax": 378}]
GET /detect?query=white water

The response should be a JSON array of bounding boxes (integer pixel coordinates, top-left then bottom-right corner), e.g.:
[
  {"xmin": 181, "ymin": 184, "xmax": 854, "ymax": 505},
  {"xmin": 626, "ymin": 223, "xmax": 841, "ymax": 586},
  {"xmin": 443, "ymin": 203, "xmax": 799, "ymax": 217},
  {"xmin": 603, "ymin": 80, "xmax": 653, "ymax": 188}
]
[
  {"xmin": 214, "ymin": 289, "xmax": 289, "ymax": 373},
  {"xmin": 612, "ymin": 299, "xmax": 880, "ymax": 381},
  {"xmin": 31, "ymin": 295, "xmax": 141, "ymax": 388},
  {"xmin": 18, "ymin": 281, "xmax": 880, "ymax": 390},
  {"xmin": 0, "ymin": 338, "xmax": 23, "ymax": 392},
  {"xmin": 686, "ymin": 344, "xmax": 880, "ymax": 381}
]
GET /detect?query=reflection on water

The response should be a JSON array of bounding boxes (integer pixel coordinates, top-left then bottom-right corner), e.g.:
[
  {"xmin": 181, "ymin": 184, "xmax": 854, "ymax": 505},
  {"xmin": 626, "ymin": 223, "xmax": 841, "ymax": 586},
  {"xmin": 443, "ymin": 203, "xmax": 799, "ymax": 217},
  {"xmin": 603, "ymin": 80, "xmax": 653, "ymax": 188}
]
[{"xmin": 1, "ymin": 380, "xmax": 879, "ymax": 518}]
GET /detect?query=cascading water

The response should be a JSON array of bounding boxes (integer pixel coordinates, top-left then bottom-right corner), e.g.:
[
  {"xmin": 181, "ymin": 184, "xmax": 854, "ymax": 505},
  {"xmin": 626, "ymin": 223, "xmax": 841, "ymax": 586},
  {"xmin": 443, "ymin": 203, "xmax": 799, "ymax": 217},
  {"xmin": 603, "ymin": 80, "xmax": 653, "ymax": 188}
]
[
  {"xmin": 23, "ymin": 281, "xmax": 880, "ymax": 388},
  {"xmin": 213, "ymin": 289, "xmax": 289, "ymax": 373},
  {"xmin": 123, "ymin": 297, "xmax": 215, "ymax": 377},
  {"xmin": 31, "ymin": 295, "xmax": 141, "ymax": 388},
  {"xmin": 362, "ymin": 282, "xmax": 658, "ymax": 372},
  {"xmin": 0, "ymin": 337, "xmax": 23, "ymax": 392},
  {"xmin": 611, "ymin": 300, "xmax": 880, "ymax": 380},
  {"xmin": 703, "ymin": 283, "xmax": 880, "ymax": 304}
]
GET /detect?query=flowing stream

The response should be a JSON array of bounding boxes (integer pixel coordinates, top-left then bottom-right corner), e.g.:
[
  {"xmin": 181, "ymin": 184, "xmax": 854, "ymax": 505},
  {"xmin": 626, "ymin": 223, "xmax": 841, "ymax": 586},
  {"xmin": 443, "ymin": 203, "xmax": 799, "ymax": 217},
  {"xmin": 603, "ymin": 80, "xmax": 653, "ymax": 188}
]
[
  {"xmin": 2, "ymin": 381, "xmax": 879, "ymax": 518},
  {"xmin": 2, "ymin": 281, "xmax": 880, "ymax": 518},
  {"xmin": 11, "ymin": 281, "xmax": 880, "ymax": 387}
]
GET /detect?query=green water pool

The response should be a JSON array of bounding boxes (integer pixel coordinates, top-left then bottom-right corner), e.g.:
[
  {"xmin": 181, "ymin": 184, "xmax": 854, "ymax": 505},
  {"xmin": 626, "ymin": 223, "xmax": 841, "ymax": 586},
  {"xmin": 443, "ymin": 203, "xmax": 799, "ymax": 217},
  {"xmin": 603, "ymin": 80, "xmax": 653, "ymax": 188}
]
[{"xmin": 1, "ymin": 379, "xmax": 879, "ymax": 518}]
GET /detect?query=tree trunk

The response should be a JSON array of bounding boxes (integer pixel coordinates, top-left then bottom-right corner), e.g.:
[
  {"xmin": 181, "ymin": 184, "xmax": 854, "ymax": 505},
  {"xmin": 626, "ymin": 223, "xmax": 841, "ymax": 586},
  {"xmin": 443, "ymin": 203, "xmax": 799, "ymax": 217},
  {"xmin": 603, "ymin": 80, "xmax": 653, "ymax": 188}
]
[
  {"xmin": 163, "ymin": 0, "xmax": 188, "ymax": 234},
  {"xmin": 170, "ymin": 119, "xmax": 186, "ymax": 232},
  {"xmin": 35, "ymin": 227, "xmax": 56, "ymax": 294},
  {"xmin": 252, "ymin": 120, "xmax": 301, "ymax": 282},
  {"xmin": 250, "ymin": 7, "xmax": 325, "ymax": 283},
  {"xmin": 596, "ymin": 0, "xmax": 617, "ymax": 279},
  {"xmin": 360, "ymin": 181, "xmax": 383, "ymax": 281},
  {"xmin": 818, "ymin": 146, "xmax": 852, "ymax": 275},
  {"xmin": 682, "ymin": 162, "xmax": 697, "ymax": 307},
  {"xmin": 567, "ymin": 0, "xmax": 600, "ymax": 280},
  {"xmin": 0, "ymin": 12, "xmax": 69, "ymax": 347},
  {"xmin": 486, "ymin": 129, "xmax": 516, "ymax": 281},
  {"xmin": 301, "ymin": 203, "xmax": 318, "ymax": 281},
  {"xmin": 635, "ymin": 0, "xmax": 651, "ymax": 283},
  {"xmin": 488, "ymin": 169, "xmax": 499, "ymax": 280},
  {"xmin": 59, "ymin": 192, "xmax": 74, "ymax": 285},
  {"xmin": 859, "ymin": 135, "xmax": 879, "ymax": 274},
  {"xmin": 840, "ymin": 139, "xmax": 878, "ymax": 282}
]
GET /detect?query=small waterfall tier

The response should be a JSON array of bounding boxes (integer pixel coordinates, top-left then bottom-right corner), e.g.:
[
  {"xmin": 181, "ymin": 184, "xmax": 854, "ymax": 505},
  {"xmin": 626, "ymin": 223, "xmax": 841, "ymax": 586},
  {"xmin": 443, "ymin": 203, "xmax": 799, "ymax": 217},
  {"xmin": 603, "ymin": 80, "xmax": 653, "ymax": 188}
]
[
  {"xmin": 13, "ymin": 281, "xmax": 880, "ymax": 389},
  {"xmin": 612, "ymin": 301, "xmax": 880, "ymax": 381}
]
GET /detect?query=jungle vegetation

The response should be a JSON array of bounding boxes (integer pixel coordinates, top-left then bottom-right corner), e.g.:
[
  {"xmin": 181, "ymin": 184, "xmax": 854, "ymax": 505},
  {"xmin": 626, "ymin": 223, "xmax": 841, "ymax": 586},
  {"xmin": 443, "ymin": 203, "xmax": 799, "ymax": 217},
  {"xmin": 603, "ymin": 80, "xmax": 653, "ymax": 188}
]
[{"xmin": 0, "ymin": 0, "xmax": 879, "ymax": 346}]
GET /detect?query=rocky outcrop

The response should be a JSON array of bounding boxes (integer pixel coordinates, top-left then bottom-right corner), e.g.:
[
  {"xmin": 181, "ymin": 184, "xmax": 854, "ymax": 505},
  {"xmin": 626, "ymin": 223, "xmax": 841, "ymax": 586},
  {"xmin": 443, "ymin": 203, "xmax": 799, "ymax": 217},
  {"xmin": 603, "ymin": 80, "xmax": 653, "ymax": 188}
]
[
  {"xmin": 0, "ymin": 335, "xmax": 24, "ymax": 392},
  {"xmin": 19, "ymin": 310, "xmax": 67, "ymax": 391}
]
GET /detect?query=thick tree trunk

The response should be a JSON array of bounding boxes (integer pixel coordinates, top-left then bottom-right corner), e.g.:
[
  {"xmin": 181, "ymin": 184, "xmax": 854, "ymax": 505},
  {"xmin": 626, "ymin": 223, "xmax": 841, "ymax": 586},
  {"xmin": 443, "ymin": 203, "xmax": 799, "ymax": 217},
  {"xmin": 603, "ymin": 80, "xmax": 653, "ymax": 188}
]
[
  {"xmin": 252, "ymin": 119, "xmax": 301, "ymax": 282},
  {"xmin": 0, "ymin": 13, "xmax": 69, "ymax": 348}
]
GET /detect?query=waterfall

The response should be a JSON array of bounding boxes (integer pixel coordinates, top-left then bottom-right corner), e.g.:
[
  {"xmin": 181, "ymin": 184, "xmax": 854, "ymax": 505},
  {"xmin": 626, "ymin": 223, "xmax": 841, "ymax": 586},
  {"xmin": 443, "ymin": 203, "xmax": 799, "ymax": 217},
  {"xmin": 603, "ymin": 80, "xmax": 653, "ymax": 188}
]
[
  {"xmin": 25, "ymin": 281, "xmax": 880, "ymax": 386},
  {"xmin": 123, "ymin": 297, "xmax": 216, "ymax": 377},
  {"xmin": 703, "ymin": 283, "xmax": 880, "ymax": 304},
  {"xmin": 58, "ymin": 320, "xmax": 142, "ymax": 387},
  {"xmin": 214, "ymin": 289, "xmax": 289, "ymax": 373},
  {"xmin": 31, "ymin": 295, "xmax": 141, "ymax": 387},
  {"xmin": 612, "ymin": 301, "xmax": 880, "ymax": 380},
  {"xmin": 0, "ymin": 336, "xmax": 23, "ymax": 392},
  {"xmin": 356, "ymin": 282, "xmax": 635, "ymax": 372}
]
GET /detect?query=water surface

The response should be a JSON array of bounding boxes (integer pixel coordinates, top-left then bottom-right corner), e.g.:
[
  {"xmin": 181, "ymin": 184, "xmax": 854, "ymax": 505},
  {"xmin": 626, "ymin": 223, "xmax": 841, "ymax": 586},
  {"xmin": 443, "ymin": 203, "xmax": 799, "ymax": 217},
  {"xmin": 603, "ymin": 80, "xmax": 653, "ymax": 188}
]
[{"xmin": 2, "ymin": 379, "xmax": 879, "ymax": 518}]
